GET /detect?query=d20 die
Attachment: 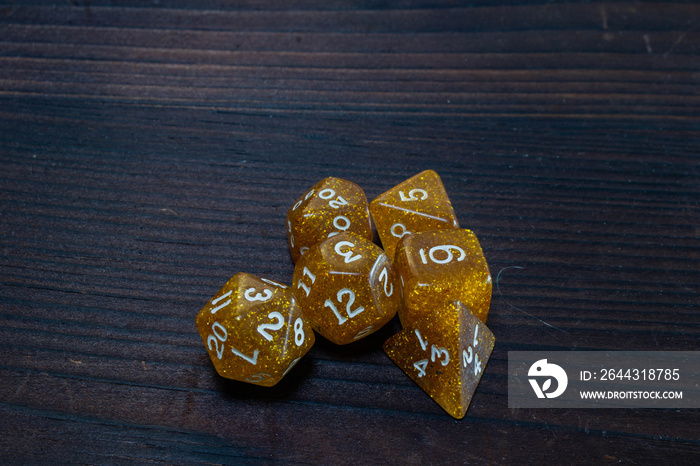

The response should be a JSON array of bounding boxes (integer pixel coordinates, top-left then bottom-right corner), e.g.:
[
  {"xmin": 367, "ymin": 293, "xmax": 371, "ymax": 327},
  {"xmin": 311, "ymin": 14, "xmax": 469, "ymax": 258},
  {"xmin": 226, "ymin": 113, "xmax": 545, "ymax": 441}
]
[
  {"xmin": 394, "ymin": 228, "xmax": 492, "ymax": 326},
  {"xmin": 287, "ymin": 177, "xmax": 373, "ymax": 263},
  {"xmin": 383, "ymin": 301, "xmax": 495, "ymax": 419},
  {"xmin": 195, "ymin": 273, "xmax": 315, "ymax": 387},
  {"xmin": 369, "ymin": 170, "xmax": 459, "ymax": 259},
  {"xmin": 292, "ymin": 232, "xmax": 400, "ymax": 345}
]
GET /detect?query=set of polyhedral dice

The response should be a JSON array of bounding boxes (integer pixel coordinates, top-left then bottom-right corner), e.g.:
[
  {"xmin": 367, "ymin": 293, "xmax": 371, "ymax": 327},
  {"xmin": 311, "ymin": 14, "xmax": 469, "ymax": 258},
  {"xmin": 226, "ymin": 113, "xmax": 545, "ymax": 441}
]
[{"xmin": 195, "ymin": 170, "xmax": 494, "ymax": 418}]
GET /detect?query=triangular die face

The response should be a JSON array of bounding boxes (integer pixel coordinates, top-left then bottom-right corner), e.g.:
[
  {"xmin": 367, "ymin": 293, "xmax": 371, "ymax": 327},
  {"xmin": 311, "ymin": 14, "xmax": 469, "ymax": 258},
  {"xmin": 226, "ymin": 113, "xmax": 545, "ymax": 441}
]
[
  {"xmin": 456, "ymin": 304, "xmax": 495, "ymax": 414},
  {"xmin": 373, "ymin": 170, "xmax": 454, "ymax": 217},
  {"xmin": 384, "ymin": 324, "xmax": 465, "ymax": 418},
  {"xmin": 383, "ymin": 302, "xmax": 494, "ymax": 419},
  {"xmin": 383, "ymin": 299, "xmax": 464, "ymax": 417},
  {"xmin": 374, "ymin": 170, "xmax": 438, "ymax": 206},
  {"xmin": 370, "ymin": 170, "xmax": 459, "ymax": 258}
]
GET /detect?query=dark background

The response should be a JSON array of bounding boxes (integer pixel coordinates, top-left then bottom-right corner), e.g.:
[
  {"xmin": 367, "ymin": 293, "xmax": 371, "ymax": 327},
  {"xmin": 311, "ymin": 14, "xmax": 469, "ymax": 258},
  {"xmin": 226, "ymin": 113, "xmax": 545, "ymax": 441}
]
[{"xmin": 1, "ymin": 1, "xmax": 698, "ymax": 464}]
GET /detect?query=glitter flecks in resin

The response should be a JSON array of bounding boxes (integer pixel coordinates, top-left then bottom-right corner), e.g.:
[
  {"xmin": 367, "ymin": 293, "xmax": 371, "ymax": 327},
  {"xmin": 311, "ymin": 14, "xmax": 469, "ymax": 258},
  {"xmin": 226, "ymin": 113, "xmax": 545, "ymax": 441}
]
[
  {"xmin": 370, "ymin": 170, "xmax": 459, "ymax": 260},
  {"xmin": 195, "ymin": 273, "xmax": 315, "ymax": 386},
  {"xmin": 383, "ymin": 301, "xmax": 495, "ymax": 419}
]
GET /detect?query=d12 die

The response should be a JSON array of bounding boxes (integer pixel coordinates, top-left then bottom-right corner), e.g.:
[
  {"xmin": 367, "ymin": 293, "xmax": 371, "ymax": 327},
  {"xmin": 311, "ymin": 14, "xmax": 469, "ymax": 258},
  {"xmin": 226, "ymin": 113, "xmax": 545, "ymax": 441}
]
[
  {"xmin": 287, "ymin": 177, "xmax": 373, "ymax": 263},
  {"xmin": 292, "ymin": 232, "xmax": 400, "ymax": 345},
  {"xmin": 369, "ymin": 170, "xmax": 459, "ymax": 260},
  {"xmin": 195, "ymin": 273, "xmax": 315, "ymax": 387},
  {"xmin": 394, "ymin": 229, "xmax": 492, "ymax": 327},
  {"xmin": 383, "ymin": 301, "xmax": 495, "ymax": 419}
]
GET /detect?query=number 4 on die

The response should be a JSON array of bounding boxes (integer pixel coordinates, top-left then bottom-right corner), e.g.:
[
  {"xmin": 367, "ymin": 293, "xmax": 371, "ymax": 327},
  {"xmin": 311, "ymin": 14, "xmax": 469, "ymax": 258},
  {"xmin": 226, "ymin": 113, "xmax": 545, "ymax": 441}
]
[{"xmin": 383, "ymin": 301, "xmax": 495, "ymax": 419}]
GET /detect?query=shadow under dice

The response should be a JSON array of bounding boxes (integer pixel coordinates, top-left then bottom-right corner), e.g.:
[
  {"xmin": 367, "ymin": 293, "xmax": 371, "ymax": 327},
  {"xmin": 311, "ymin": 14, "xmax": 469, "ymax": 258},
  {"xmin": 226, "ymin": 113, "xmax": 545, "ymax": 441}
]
[
  {"xmin": 287, "ymin": 177, "xmax": 373, "ymax": 263},
  {"xmin": 195, "ymin": 273, "xmax": 315, "ymax": 387},
  {"xmin": 394, "ymin": 229, "xmax": 492, "ymax": 327},
  {"xmin": 383, "ymin": 301, "xmax": 495, "ymax": 419},
  {"xmin": 292, "ymin": 232, "xmax": 400, "ymax": 345},
  {"xmin": 370, "ymin": 170, "xmax": 459, "ymax": 260}
]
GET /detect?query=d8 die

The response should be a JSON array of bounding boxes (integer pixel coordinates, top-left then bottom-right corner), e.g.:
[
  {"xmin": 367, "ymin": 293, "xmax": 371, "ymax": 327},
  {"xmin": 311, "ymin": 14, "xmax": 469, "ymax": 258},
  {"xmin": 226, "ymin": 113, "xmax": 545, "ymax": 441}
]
[
  {"xmin": 195, "ymin": 273, "xmax": 315, "ymax": 387},
  {"xmin": 383, "ymin": 301, "xmax": 495, "ymax": 419},
  {"xmin": 292, "ymin": 232, "xmax": 400, "ymax": 345},
  {"xmin": 369, "ymin": 170, "xmax": 459, "ymax": 260},
  {"xmin": 394, "ymin": 229, "xmax": 492, "ymax": 326},
  {"xmin": 287, "ymin": 177, "xmax": 373, "ymax": 263}
]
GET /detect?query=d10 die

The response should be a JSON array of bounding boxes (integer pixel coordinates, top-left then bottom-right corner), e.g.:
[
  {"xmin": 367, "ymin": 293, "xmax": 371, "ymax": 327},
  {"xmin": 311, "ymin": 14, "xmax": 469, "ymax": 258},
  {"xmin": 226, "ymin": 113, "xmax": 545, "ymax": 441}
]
[
  {"xmin": 287, "ymin": 177, "xmax": 373, "ymax": 263},
  {"xmin": 369, "ymin": 170, "xmax": 459, "ymax": 260},
  {"xmin": 195, "ymin": 273, "xmax": 315, "ymax": 387},
  {"xmin": 394, "ymin": 229, "xmax": 492, "ymax": 327},
  {"xmin": 292, "ymin": 232, "xmax": 400, "ymax": 345},
  {"xmin": 383, "ymin": 301, "xmax": 495, "ymax": 419}
]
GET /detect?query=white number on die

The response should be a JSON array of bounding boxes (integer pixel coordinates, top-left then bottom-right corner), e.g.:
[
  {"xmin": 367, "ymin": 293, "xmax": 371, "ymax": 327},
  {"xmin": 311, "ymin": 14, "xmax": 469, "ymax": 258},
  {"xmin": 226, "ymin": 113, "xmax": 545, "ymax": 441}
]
[
  {"xmin": 246, "ymin": 372, "xmax": 271, "ymax": 383},
  {"xmin": 412, "ymin": 328, "xmax": 450, "ymax": 377},
  {"xmin": 328, "ymin": 197, "xmax": 348, "ymax": 209},
  {"xmin": 296, "ymin": 266, "xmax": 316, "ymax": 297},
  {"xmin": 257, "ymin": 311, "xmax": 285, "ymax": 341},
  {"xmin": 414, "ymin": 359, "xmax": 428, "ymax": 378},
  {"xmin": 319, "ymin": 188, "xmax": 348, "ymax": 210},
  {"xmin": 324, "ymin": 288, "xmax": 365, "ymax": 325},
  {"xmin": 378, "ymin": 266, "xmax": 393, "ymax": 297},
  {"xmin": 210, "ymin": 290, "xmax": 232, "ymax": 314},
  {"xmin": 390, "ymin": 223, "xmax": 411, "ymax": 238},
  {"xmin": 292, "ymin": 188, "xmax": 316, "ymax": 211},
  {"xmin": 334, "ymin": 240, "xmax": 362, "ymax": 263},
  {"xmin": 419, "ymin": 245, "xmax": 466, "ymax": 265},
  {"xmin": 399, "ymin": 188, "xmax": 428, "ymax": 202},
  {"xmin": 462, "ymin": 324, "xmax": 482, "ymax": 376},
  {"xmin": 330, "ymin": 215, "xmax": 351, "ymax": 235},
  {"xmin": 244, "ymin": 287, "xmax": 273, "ymax": 302},
  {"xmin": 294, "ymin": 317, "xmax": 305, "ymax": 346},
  {"xmin": 231, "ymin": 347, "xmax": 259, "ymax": 365},
  {"xmin": 431, "ymin": 345, "xmax": 450, "ymax": 366},
  {"xmin": 207, "ymin": 321, "xmax": 228, "ymax": 359}
]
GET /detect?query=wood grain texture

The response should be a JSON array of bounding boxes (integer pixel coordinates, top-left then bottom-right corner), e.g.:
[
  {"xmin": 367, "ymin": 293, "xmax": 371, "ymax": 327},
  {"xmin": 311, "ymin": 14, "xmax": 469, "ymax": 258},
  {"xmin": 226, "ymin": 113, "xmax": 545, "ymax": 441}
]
[{"xmin": 0, "ymin": 1, "xmax": 698, "ymax": 464}]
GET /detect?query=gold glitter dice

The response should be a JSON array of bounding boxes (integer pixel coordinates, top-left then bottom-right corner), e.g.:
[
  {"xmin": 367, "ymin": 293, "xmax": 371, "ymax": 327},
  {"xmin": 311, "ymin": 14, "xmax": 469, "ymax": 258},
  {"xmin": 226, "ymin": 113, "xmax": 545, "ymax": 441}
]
[
  {"xmin": 394, "ymin": 229, "xmax": 492, "ymax": 326},
  {"xmin": 287, "ymin": 177, "xmax": 373, "ymax": 263},
  {"xmin": 383, "ymin": 301, "xmax": 495, "ymax": 419},
  {"xmin": 292, "ymin": 232, "xmax": 400, "ymax": 345},
  {"xmin": 195, "ymin": 273, "xmax": 315, "ymax": 386},
  {"xmin": 370, "ymin": 170, "xmax": 459, "ymax": 260},
  {"xmin": 196, "ymin": 170, "xmax": 496, "ymax": 419}
]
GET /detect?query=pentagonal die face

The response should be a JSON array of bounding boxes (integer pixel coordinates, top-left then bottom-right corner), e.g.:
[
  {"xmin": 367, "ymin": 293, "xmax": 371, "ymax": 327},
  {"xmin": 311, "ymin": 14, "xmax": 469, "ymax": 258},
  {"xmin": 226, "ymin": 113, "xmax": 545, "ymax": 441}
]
[
  {"xmin": 287, "ymin": 177, "xmax": 373, "ymax": 263},
  {"xmin": 292, "ymin": 232, "xmax": 400, "ymax": 345},
  {"xmin": 195, "ymin": 273, "xmax": 315, "ymax": 387},
  {"xmin": 394, "ymin": 229, "xmax": 492, "ymax": 326},
  {"xmin": 370, "ymin": 170, "xmax": 459, "ymax": 260}
]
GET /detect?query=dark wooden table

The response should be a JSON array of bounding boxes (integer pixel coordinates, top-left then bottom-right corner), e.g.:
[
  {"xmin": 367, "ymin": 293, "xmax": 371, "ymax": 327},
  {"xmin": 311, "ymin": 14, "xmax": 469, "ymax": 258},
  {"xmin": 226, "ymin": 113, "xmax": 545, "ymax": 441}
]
[{"xmin": 1, "ymin": 1, "xmax": 698, "ymax": 464}]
